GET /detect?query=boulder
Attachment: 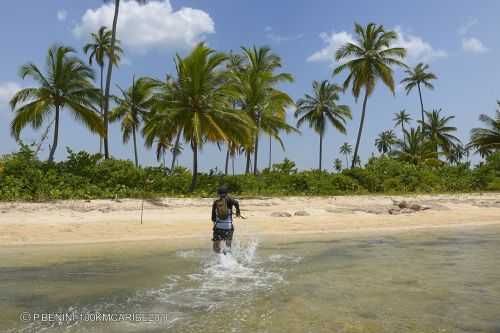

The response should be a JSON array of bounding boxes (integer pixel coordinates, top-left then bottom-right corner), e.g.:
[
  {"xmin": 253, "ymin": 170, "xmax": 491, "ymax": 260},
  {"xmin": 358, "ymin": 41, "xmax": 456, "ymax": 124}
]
[
  {"xmin": 398, "ymin": 201, "xmax": 410, "ymax": 209},
  {"xmin": 388, "ymin": 208, "xmax": 400, "ymax": 215},
  {"xmin": 271, "ymin": 211, "xmax": 292, "ymax": 218},
  {"xmin": 400, "ymin": 208, "xmax": 414, "ymax": 214},
  {"xmin": 294, "ymin": 210, "xmax": 310, "ymax": 216}
]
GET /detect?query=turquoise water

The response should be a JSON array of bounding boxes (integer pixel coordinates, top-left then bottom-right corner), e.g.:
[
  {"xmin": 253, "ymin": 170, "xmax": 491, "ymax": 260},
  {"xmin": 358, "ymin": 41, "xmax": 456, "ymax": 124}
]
[{"xmin": 1, "ymin": 226, "xmax": 500, "ymax": 332}]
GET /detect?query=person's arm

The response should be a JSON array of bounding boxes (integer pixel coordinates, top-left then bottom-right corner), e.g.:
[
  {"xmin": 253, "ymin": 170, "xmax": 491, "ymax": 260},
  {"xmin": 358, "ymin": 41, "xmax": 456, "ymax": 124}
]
[
  {"xmin": 211, "ymin": 201, "xmax": 217, "ymax": 222},
  {"xmin": 231, "ymin": 198, "xmax": 241, "ymax": 217}
]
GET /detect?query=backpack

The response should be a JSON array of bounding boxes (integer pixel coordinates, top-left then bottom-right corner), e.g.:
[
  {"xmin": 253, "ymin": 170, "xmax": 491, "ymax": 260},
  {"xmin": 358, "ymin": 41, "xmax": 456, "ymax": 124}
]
[{"xmin": 215, "ymin": 198, "xmax": 229, "ymax": 220}]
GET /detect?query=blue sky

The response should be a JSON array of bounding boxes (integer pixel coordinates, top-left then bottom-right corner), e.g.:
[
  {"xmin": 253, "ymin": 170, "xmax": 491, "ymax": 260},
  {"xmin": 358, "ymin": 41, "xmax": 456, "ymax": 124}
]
[{"xmin": 0, "ymin": 0, "xmax": 498, "ymax": 172}]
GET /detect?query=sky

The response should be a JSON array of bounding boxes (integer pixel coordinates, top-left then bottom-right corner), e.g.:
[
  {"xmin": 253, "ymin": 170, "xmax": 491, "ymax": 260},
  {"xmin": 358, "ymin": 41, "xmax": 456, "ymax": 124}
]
[{"xmin": 0, "ymin": 0, "xmax": 499, "ymax": 172}]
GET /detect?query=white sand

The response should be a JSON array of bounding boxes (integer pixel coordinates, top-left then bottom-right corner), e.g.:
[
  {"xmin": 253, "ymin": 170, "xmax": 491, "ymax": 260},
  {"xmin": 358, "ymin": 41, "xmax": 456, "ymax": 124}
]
[{"xmin": 0, "ymin": 194, "xmax": 499, "ymax": 247}]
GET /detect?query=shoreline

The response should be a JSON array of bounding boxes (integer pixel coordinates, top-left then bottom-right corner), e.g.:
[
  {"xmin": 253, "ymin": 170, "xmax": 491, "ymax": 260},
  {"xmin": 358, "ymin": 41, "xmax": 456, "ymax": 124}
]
[{"xmin": 0, "ymin": 193, "xmax": 499, "ymax": 246}]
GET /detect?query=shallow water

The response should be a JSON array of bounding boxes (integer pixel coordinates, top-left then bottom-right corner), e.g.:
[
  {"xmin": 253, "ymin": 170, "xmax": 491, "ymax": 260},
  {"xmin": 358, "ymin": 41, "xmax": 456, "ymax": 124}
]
[{"xmin": 2, "ymin": 226, "xmax": 500, "ymax": 333}]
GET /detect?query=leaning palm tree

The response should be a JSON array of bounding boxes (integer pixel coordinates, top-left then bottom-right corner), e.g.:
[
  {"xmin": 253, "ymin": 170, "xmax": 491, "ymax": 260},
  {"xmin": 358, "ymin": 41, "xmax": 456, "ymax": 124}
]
[
  {"xmin": 237, "ymin": 46, "xmax": 294, "ymax": 175},
  {"xmin": 339, "ymin": 142, "xmax": 352, "ymax": 167},
  {"xmin": 10, "ymin": 45, "xmax": 104, "ymax": 162},
  {"xmin": 110, "ymin": 77, "xmax": 156, "ymax": 167},
  {"xmin": 334, "ymin": 23, "xmax": 407, "ymax": 168},
  {"xmin": 420, "ymin": 109, "xmax": 460, "ymax": 156},
  {"xmin": 166, "ymin": 43, "xmax": 254, "ymax": 191},
  {"xmin": 102, "ymin": 0, "xmax": 147, "ymax": 159},
  {"xmin": 83, "ymin": 26, "xmax": 123, "ymax": 152},
  {"xmin": 393, "ymin": 109, "xmax": 412, "ymax": 136},
  {"xmin": 468, "ymin": 103, "xmax": 500, "ymax": 157},
  {"xmin": 375, "ymin": 130, "xmax": 397, "ymax": 155},
  {"xmin": 400, "ymin": 62, "xmax": 437, "ymax": 123},
  {"xmin": 295, "ymin": 80, "xmax": 351, "ymax": 171}
]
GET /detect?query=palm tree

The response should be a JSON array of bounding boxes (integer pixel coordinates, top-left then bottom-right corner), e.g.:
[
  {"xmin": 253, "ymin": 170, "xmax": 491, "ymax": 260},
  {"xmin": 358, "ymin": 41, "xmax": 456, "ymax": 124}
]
[
  {"xmin": 334, "ymin": 158, "xmax": 343, "ymax": 172},
  {"xmin": 10, "ymin": 45, "xmax": 104, "ymax": 162},
  {"xmin": 400, "ymin": 63, "xmax": 437, "ymax": 123},
  {"xmin": 110, "ymin": 77, "xmax": 156, "ymax": 167},
  {"xmin": 295, "ymin": 80, "xmax": 351, "ymax": 171},
  {"xmin": 166, "ymin": 43, "xmax": 254, "ymax": 191},
  {"xmin": 83, "ymin": 26, "xmax": 123, "ymax": 153},
  {"xmin": 334, "ymin": 23, "xmax": 407, "ymax": 168},
  {"xmin": 446, "ymin": 143, "xmax": 467, "ymax": 165},
  {"xmin": 339, "ymin": 142, "xmax": 352, "ymax": 167},
  {"xmin": 393, "ymin": 109, "xmax": 412, "ymax": 136},
  {"xmin": 420, "ymin": 109, "xmax": 460, "ymax": 156},
  {"xmin": 468, "ymin": 103, "xmax": 500, "ymax": 157},
  {"xmin": 102, "ymin": 0, "xmax": 147, "ymax": 159},
  {"xmin": 393, "ymin": 127, "xmax": 437, "ymax": 165},
  {"xmin": 375, "ymin": 130, "xmax": 397, "ymax": 155},
  {"xmin": 237, "ymin": 46, "xmax": 294, "ymax": 175}
]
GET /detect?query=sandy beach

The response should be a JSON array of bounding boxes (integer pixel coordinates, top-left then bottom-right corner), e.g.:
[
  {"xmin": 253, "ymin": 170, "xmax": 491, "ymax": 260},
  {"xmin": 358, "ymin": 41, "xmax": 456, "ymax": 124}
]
[{"xmin": 0, "ymin": 194, "xmax": 499, "ymax": 247}]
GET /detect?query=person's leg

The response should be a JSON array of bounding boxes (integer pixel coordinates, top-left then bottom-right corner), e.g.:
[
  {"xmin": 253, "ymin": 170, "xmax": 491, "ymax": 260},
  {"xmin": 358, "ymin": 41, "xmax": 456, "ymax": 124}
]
[{"xmin": 213, "ymin": 240, "xmax": 222, "ymax": 253}]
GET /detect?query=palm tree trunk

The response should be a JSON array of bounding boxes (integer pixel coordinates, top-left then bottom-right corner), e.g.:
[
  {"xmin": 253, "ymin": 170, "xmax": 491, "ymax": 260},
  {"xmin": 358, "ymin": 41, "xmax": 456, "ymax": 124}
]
[
  {"xmin": 232, "ymin": 156, "xmax": 235, "ymax": 176},
  {"xmin": 352, "ymin": 90, "xmax": 369, "ymax": 169},
  {"xmin": 345, "ymin": 154, "xmax": 348, "ymax": 168},
  {"xmin": 319, "ymin": 132, "xmax": 323, "ymax": 171},
  {"xmin": 132, "ymin": 125, "xmax": 139, "ymax": 168},
  {"xmin": 99, "ymin": 64, "xmax": 104, "ymax": 154},
  {"xmin": 102, "ymin": 0, "xmax": 121, "ymax": 159},
  {"xmin": 253, "ymin": 112, "xmax": 261, "ymax": 175},
  {"xmin": 170, "ymin": 130, "xmax": 181, "ymax": 173},
  {"xmin": 48, "ymin": 105, "xmax": 60, "ymax": 162},
  {"xmin": 417, "ymin": 83, "xmax": 425, "ymax": 124},
  {"xmin": 401, "ymin": 123, "xmax": 405, "ymax": 144},
  {"xmin": 268, "ymin": 135, "xmax": 272, "ymax": 170},
  {"xmin": 245, "ymin": 151, "xmax": 251, "ymax": 174},
  {"xmin": 189, "ymin": 141, "xmax": 198, "ymax": 192},
  {"xmin": 224, "ymin": 144, "xmax": 230, "ymax": 175}
]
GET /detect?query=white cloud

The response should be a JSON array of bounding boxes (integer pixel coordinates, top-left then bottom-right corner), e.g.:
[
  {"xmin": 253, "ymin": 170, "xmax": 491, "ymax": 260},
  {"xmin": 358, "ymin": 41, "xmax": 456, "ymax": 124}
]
[
  {"xmin": 73, "ymin": 0, "xmax": 215, "ymax": 52},
  {"xmin": 459, "ymin": 19, "xmax": 478, "ymax": 36},
  {"xmin": 307, "ymin": 27, "xmax": 446, "ymax": 66},
  {"xmin": 307, "ymin": 31, "xmax": 355, "ymax": 63},
  {"xmin": 393, "ymin": 27, "xmax": 447, "ymax": 64},
  {"xmin": 57, "ymin": 10, "xmax": 68, "ymax": 22},
  {"xmin": 462, "ymin": 37, "xmax": 488, "ymax": 53},
  {"xmin": 0, "ymin": 82, "xmax": 21, "ymax": 118}
]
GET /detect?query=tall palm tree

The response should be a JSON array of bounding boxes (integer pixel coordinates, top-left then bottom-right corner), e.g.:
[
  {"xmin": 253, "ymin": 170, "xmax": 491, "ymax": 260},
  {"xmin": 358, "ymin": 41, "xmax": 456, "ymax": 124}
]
[
  {"xmin": 10, "ymin": 45, "xmax": 104, "ymax": 162},
  {"xmin": 420, "ymin": 109, "xmax": 460, "ymax": 155},
  {"xmin": 468, "ymin": 103, "xmax": 500, "ymax": 157},
  {"xmin": 110, "ymin": 77, "xmax": 156, "ymax": 167},
  {"xmin": 295, "ymin": 80, "xmax": 351, "ymax": 171},
  {"xmin": 393, "ymin": 109, "xmax": 412, "ymax": 136},
  {"xmin": 393, "ymin": 127, "xmax": 437, "ymax": 165},
  {"xmin": 400, "ymin": 62, "xmax": 437, "ymax": 123},
  {"xmin": 237, "ymin": 46, "xmax": 294, "ymax": 175},
  {"xmin": 166, "ymin": 43, "xmax": 254, "ymax": 191},
  {"xmin": 334, "ymin": 23, "xmax": 407, "ymax": 168},
  {"xmin": 375, "ymin": 130, "xmax": 397, "ymax": 155},
  {"xmin": 83, "ymin": 26, "xmax": 123, "ymax": 153},
  {"xmin": 339, "ymin": 142, "xmax": 352, "ymax": 167},
  {"xmin": 102, "ymin": 0, "xmax": 147, "ymax": 159},
  {"xmin": 334, "ymin": 158, "xmax": 343, "ymax": 172}
]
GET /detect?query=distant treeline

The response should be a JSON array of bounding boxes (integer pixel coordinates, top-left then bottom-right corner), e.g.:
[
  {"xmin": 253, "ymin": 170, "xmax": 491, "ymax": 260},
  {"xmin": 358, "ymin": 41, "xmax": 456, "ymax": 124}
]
[{"xmin": 0, "ymin": 146, "xmax": 498, "ymax": 201}]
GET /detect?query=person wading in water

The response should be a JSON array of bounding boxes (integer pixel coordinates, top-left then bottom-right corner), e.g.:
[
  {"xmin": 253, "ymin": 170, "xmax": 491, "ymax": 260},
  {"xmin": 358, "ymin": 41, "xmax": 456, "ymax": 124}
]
[{"xmin": 211, "ymin": 185, "xmax": 241, "ymax": 254}]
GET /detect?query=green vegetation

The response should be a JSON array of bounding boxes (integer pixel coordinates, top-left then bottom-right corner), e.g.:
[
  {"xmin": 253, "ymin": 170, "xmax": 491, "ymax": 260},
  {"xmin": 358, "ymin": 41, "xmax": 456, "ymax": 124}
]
[
  {"xmin": 0, "ymin": 145, "xmax": 498, "ymax": 201},
  {"xmin": 4, "ymin": 20, "xmax": 499, "ymax": 200}
]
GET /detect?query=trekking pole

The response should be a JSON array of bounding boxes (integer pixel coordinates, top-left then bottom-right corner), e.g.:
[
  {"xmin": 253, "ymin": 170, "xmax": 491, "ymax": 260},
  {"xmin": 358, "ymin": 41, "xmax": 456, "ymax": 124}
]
[{"xmin": 140, "ymin": 175, "xmax": 148, "ymax": 225}]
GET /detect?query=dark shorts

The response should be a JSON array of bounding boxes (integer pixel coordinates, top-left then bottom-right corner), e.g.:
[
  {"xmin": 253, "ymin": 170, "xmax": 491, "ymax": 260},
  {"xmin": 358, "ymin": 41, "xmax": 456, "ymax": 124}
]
[{"xmin": 212, "ymin": 227, "xmax": 234, "ymax": 241}]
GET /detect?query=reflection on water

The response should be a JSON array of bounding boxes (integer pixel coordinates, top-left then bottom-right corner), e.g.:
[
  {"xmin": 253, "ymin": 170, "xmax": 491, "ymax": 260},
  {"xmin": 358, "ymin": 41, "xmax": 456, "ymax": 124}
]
[{"xmin": 1, "ymin": 227, "xmax": 500, "ymax": 332}]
